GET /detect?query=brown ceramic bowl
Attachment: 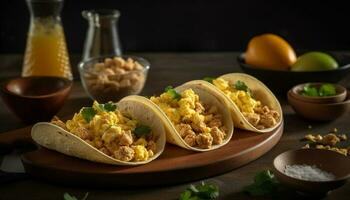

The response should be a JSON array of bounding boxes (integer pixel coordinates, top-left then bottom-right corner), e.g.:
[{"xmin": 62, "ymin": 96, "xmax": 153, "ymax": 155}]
[
  {"xmin": 273, "ymin": 149, "xmax": 350, "ymax": 196},
  {"xmin": 290, "ymin": 83, "xmax": 347, "ymax": 104},
  {"xmin": 287, "ymin": 90, "xmax": 350, "ymax": 121},
  {"xmin": 0, "ymin": 76, "xmax": 72, "ymax": 124}
]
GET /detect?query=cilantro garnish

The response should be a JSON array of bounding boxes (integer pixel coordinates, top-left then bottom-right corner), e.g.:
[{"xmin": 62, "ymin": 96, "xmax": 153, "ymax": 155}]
[
  {"xmin": 244, "ymin": 170, "xmax": 279, "ymax": 197},
  {"xmin": 203, "ymin": 77, "xmax": 215, "ymax": 84},
  {"xmin": 81, "ymin": 107, "xmax": 96, "ymax": 123},
  {"xmin": 301, "ymin": 83, "xmax": 336, "ymax": 97},
  {"xmin": 134, "ymin": 125, "xmax": 152, "ymax": 137},
  {"xmin": 97, "ymin": 102, "xmax": 117, "ymax": 112},
  {"xmin": 102, "ymin": 102, "xmax": 117, "ymax": 112},
  {"xmin": 179, "ymin": 182, "xmax": 219, "ymax": 200},
  {"xmin": 234, "ymin": 80, "xmax": 249, "ymax": 91},
  {"xmin": 233, "ymin": 80, "xmax": 252, "ymax": 95},
  {"xmin": 63, "ymin": 192, "xmax": 89, "ymax": 200},
  {"xmin": 81, "ymin": 102, "xmax": 117, "ymax": 123},
  {"xmin": 165, "ymin": 86, "xmax": 181, "ymax": 100},
  {"xmin": 165, "ymin": 86, "xmax": 173, "ymax": 91}
]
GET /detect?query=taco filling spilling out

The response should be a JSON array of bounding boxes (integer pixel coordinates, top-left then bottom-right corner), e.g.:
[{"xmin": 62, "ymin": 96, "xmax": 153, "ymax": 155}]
[
  {"xmin": 150, "ymin": 86, "xmax": 227, "ymax": 149},
  {"xmin": 212, "ymin": 78, "xmax": 280, "ymax": 130},
  {"xmin": 51, "ymin": 101, "xmax": 157, "ymax": 162}
]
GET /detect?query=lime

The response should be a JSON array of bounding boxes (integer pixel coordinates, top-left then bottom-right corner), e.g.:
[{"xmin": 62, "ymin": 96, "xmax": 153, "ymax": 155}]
[{"xmin": 291, "ymin": 52, "xmax": 338, "ymax": 71}]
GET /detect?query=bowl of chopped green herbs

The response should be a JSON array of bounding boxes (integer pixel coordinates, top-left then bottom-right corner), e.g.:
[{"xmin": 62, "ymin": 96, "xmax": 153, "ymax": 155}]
[
  {"xmin": 290, "ymin": 83, "xmax": 347, "ymax": 104},
  {"xmin": 287, "ymin": 87, "xmax": 350, "ymax": 121}
]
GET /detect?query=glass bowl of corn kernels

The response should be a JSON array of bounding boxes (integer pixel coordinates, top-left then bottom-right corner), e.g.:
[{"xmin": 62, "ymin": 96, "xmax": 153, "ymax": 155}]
[{"xmin": 78, "ymin": 55, "xmax": 150, "ymax": 102}]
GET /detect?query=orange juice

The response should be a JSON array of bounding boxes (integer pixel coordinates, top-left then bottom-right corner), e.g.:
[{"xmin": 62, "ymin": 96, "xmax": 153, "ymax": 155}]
[{"xmin": 22, "ymin": 19, "xmax": 72, "ymax": 80}]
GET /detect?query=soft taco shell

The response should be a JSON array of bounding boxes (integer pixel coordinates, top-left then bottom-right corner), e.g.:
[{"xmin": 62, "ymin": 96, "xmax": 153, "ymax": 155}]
[
  {"xmin": 31, "ymin": 97, "xmax": 166, "ymax": 166},
  {"xmin": 133, "ymin": 83, "xmax": 234, "ymax": 151},
  {"xmin": 191, "ymin": 73, "xmax": 282, "ymax": 133}
]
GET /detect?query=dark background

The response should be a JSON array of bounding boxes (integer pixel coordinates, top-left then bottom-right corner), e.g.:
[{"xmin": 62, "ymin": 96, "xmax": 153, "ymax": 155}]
[{"xmin": 1, "ymin": 0, "xmax": 350, "ymax": 54}]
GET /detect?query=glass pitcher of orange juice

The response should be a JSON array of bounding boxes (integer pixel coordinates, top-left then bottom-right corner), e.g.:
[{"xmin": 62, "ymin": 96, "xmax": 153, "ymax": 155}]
[{"xmin": 22, "ymin": 0, "xmax": 72, "ymax": 80}]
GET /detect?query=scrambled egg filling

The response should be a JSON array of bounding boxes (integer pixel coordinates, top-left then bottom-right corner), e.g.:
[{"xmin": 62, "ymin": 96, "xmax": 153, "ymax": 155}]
[
  {"xmin": 51, "ymin": 101, "xmax": 156, "ymax": 162},
  {"xmin": 212, "ymin": 78, "xmax": 280, "ymax": 129},
  {"xmin": 150, "ymin": 88, "xmax": 227, "ymax": 149},
  {"xmin": 213, "ymin": 78, "xmax": 260, "ymax": 113}
]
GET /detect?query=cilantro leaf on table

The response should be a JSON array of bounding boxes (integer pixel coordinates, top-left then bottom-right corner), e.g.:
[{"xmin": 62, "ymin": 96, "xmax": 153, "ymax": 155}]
[
  {"xmin": 203, "ymin": 77, "xmax": 215, "ymax": 84},
  {"xmin": 63, "ymin": 193, "xmax": 77, "ymax": 200},
  {"xmin": 63, "ymin": 192, "xmax": 89, "ymax": 200},
  {"xmin": 254, "ymin": 169, "xmax": 275, "ymax": 185},
  {"xmin": 244, "ymin": 170, "xmax": 279, "ymax": 197},
  {"xmin": 179, "ymin": 190, "xmax": 193, "ymax": 200},
  {"xmin": 81, "ymin": 107, "xmax": 96, "ymax": 123},
  {"xmin": 134, "ymin": 124, "xmax": 152, "ymax": 137},
  {"xmin": 165, "ymin": 86, "xmax": 182, "ymax": 100},
  {"xmin": 179, "ymin": 182, "xmax": 219, "ymax": 200}
]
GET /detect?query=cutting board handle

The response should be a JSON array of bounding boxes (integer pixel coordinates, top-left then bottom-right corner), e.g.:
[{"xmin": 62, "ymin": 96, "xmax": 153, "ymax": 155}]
[{"xmin": 0, "ymin": 126, "xmax": 33, "ymax": 154}]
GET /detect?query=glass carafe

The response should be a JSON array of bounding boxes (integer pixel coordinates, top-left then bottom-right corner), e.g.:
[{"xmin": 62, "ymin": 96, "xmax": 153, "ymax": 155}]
[
  {"xmin": 22, "ymin": 0, "xmax": 72, "ymax": 80},
  {"xmin": 82, "ymin": 9, "xmax": 122, "ymax": 61}
]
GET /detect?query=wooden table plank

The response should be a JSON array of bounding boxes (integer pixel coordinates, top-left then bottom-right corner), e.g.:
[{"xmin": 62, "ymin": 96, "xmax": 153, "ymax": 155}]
[{"xmin": 0, "ymin": 53, "xmax": 349, "ymax": 200}]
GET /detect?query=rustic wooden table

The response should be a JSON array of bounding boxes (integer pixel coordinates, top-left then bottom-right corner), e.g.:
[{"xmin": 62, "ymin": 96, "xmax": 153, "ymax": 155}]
[{"xmin": 0, "ymin": 53, "xmax": 349, "ymax": 200}]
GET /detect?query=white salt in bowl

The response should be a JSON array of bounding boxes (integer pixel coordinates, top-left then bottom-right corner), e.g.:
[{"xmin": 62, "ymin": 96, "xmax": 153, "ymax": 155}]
[{"xmin": 273, "ymin": 149, "xmax": 350, "ymax": 196}]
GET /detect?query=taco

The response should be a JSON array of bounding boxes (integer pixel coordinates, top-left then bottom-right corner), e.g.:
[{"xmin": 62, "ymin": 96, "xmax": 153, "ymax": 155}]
[
  {"xmin": 31, "ymin": 99, "xmax": 166, "ymax": 165},
  {"xmin": 137, "ymin": 83, "xmax": 234, "ymax": 151},
  {"xmin": 199, "ymin": 73, "xmax": 282, "ymax": 133}
]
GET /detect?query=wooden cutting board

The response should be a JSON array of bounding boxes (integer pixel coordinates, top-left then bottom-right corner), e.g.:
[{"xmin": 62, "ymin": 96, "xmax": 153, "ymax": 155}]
[{"xmin": 0, "ymin": 122, "xmax": 283, "ymax": 187}]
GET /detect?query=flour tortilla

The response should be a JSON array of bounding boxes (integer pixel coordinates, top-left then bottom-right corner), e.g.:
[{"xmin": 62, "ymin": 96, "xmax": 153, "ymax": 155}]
[
  {"xmin": 190, "ymin": 73, "xmax": 282, "ymax": 133},
  {"xmin": 129, "ymin": 83, "xmax": 234, "ymax": 151},
  {"xmin": 31, "ymin": 98, "xmax": 166, "ymax": 165}
]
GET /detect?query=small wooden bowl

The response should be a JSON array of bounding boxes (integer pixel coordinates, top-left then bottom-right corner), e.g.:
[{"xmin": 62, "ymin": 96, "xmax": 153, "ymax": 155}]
[
  {"xmin": 273, "ymin": 149, "xmax": 350, "ymax": 196},
  {"xmin": 287, "ymin": 90, "xmax": 350, "ymax": 121},
  {"xmin": 0, "ymin": 76, "xmax": 72, "ymax": 124},
  {"xmin": 290, "ymin": 83, "xmax": 347, "ymax": 104}
]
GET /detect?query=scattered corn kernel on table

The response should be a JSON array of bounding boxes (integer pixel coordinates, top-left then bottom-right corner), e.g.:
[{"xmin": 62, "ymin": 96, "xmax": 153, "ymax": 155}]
[{"xmin": 1, "ymin": 53, "xmax": 350, "ymax": 200}]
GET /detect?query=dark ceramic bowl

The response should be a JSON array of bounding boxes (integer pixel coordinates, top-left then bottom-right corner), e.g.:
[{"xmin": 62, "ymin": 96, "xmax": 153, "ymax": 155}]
[
  {"xmin": 0, "ymin": 76, "xmax": 72, "ymax": 124},
  {"xmin": 290, "ymin": 83, "xmax": 347, "ymax": 104},
  {"xmin": 287, "ymin": 90, "xmax": 350, "ymax": 121},
  {"xmin": 238, "ymin": 52, "xmax": 350, "ymax": 94},
  {"xmin": 273, "ymin": 149, "xmax": 350, "ymax": 196}
]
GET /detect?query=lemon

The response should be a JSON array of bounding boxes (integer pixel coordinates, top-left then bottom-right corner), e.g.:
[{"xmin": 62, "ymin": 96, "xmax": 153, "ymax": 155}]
[{"xmin": 245, "ymin": 33, "xmax": 297, "ymax": 70}]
